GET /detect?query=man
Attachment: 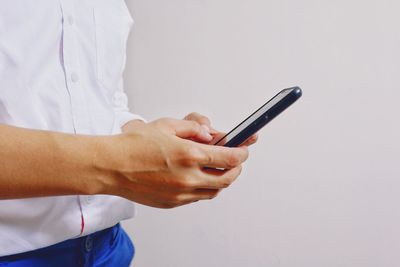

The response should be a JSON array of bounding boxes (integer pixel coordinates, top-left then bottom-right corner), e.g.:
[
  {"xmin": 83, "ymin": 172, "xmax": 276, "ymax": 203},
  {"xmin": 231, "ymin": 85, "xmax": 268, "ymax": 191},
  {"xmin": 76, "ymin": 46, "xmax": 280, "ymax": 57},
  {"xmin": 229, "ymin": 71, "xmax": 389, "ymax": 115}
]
[{"xmin": 0, "ymin": 1, "xmax": 255, "ymax": 266}]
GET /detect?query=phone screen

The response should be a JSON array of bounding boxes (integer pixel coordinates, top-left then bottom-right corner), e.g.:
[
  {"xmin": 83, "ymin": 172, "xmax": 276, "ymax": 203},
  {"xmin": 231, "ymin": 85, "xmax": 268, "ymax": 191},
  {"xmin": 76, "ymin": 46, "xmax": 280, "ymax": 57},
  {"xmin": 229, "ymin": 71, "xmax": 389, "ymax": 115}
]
[{"xmin": 214, "ymin": 88, "xmax": 299, "ymax": 146}]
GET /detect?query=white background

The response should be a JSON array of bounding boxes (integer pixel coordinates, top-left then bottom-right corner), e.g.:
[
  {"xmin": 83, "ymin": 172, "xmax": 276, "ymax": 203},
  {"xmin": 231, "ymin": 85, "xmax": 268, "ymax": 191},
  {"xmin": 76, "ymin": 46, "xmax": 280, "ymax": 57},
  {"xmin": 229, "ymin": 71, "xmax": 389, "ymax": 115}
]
[{"xmin": 122, "ymin": 0, "xmax": 400, "ymax": 266}]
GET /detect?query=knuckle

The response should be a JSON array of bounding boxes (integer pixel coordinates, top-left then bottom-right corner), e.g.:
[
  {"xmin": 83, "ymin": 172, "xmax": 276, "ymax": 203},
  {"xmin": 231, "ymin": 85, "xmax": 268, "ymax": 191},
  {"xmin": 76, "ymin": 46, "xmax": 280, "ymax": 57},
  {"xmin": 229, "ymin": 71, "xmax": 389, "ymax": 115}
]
[
  {"xmin": 221, "ymin": 168, "xmax": 242, "ymax": 188},
  {"xmin": 201, "ymin": 117, "xmax": 211, "ymax": 126},
  {"xmin": 158, "ymin": 117, "xmax": 169, "ymax": 123},
  {"xmin": 192, "ymin": 112, "xmax": 201, "ymax": 117},
  {"xmin": 231, "ymin": 166, "xmax": 242, "ymax": 180},
  {"xmin": 204, "ymin": 152, "xmax": 213, "ymax": 166},
  {"xmin": 163, "ymin": 118, "xmax": 175, "ymax": 127},
  {"xmin": 185, "ymin": 112, "xmax": 210, "ymax": 125},
  {"xmin": 168, "ymin": 174, "xmax": 185, "ymax": 188},
  {"xmin": 186, "ymin": 112, "xmax": 198, "ymax": 119},
  {"xmin": 182, "ymin": 177, "xmax": 197, "ymax": 189},
  {"xmin": 162, "ymin": 195, "xmax": 185, "ymax": 209},
  {"xmin": 173, "ymin": 175, "xmax": 196, "ymax": 190},
  {"xmin": 226, "ymin": 152, "xmax": 241, "ymax": 168},
  {"xmin": 166, "ymin": 203, "xmax": 179, "ymax": 209},
  {"xmin": 159, "ymin": 202, "xmax": 177, "ymax": 209},
  {"xmin": 179, "ymin": 145, "xmax": 202, "ymax": 166},
  {"xmin": 209, "ymin": 190, "xmax": 220, "ymax": 200},
  {"xmin": 222, "ymin": 182, "xmax": 231, "ymax": 188},
  {"xmin": 169, "ymin": 196, "xmax": 182, "ymax": 206},
  {"xmin": 219, "ymin": 177, "xmax": 233, "ymax": 188},
  {"xmin": 189, "ymin": 120, "xmax": 201, "ymax": 131},
  {"xmin": 174, "ymin": 194, "xmax": 185, "ymax": 203},
  {"xmin": 173, "ymin": 179, "xmax": 187, "ymax": 190},
  {"xmin": 197, "ymin": 114, "xmax": 210, "ymax": 125},
  {"xmin": 154, "ymin": 118, "xmax": 171, "ymax": 128}
]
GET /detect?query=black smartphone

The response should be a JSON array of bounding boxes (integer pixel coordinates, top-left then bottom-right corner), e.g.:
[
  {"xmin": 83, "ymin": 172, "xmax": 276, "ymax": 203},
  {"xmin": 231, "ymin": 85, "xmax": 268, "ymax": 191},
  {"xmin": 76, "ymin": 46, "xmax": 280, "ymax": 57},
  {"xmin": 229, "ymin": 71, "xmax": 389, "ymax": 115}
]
[{"xmin": 214, "ymin": 86, "xmax": 302, "ymax": 147}]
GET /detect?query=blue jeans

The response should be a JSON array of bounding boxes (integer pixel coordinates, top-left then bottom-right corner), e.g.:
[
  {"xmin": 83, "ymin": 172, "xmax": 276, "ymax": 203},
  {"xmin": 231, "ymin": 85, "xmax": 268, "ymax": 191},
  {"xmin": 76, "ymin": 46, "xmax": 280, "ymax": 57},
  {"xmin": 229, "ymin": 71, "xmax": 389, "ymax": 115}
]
[{"xmin": 0, "ymin": 224, "xmax": 134, "ymax": 267}]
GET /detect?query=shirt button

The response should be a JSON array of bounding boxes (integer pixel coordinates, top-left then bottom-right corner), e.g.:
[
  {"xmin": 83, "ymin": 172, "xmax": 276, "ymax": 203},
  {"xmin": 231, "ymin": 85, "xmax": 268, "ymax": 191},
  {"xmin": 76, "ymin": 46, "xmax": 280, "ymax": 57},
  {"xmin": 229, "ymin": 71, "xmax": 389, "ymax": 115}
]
[
  {"xmin": 86, "ymin": 196, "xmax": 92, "ymax": 205},
  {"xmin": 85, "ymin": 236, "xmax": 93, "ymax": 252},
  {"xmin": 67, "ymin": 15, "xmax": 74, "ymax": 26},
  {"xmin": 71, "ymin": 73, "xmax": 79, "ymax": 83}
]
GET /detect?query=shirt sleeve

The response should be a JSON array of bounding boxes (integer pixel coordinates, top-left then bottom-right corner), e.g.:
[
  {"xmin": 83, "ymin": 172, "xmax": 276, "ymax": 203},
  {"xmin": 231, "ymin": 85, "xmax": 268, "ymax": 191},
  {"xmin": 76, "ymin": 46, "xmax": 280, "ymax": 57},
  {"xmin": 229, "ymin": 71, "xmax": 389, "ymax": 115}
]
[{"xmin": 112, "ymin": 78, "xmax": 146, "ymax": 133}]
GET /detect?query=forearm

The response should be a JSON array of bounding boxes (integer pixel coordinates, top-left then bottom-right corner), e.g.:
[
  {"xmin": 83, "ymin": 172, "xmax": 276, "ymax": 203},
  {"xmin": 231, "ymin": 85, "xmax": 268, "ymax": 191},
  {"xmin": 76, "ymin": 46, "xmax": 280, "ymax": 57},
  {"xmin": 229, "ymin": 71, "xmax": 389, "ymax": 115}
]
[
  {"xmin": 0, "ymin": 124, "xmax": 106, "ymax": 199},
  {"xmin": 0, "ymin": 118, "xmax": 249, "ymax": 208}
]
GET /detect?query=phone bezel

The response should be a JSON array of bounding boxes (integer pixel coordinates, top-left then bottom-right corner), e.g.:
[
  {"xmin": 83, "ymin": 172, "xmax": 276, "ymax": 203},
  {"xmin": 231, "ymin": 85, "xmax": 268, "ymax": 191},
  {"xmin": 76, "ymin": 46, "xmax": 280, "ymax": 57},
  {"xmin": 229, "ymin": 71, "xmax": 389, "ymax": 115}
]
[{"xmin": 214, "ymin": 87, "xmax": 302, "ymax": 147}]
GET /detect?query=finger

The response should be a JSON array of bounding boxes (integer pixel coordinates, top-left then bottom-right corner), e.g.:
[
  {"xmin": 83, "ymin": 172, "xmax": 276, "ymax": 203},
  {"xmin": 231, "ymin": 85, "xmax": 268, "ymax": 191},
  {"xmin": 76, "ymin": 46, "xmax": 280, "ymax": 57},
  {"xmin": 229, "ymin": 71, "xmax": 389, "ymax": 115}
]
[
  {"xmin": 184, "ymin": 112, "xmax": 211, "ymax": 126},
  {"xmin": 191, "ymin": 165, "xmax": 243, "ymax": 189},
  {"xmin": 190, "ymin": 125, "xmax": 214, "ymax": 143},
  {"xmin": 195, "ymin": 144, "xmax": 249, "ymax": 169},
  {"xmin": 210, "ymin": 132, "xmax": 227, "ymax": 145},
  {"xmin": 178, "ymin": 189, "xmax": 222, "ymax": 203},
  {"xmin": 165, "ymin": 119, "xmax": 213, "ymax": 141},
  {"xmin": 240, "ymin": 134, "xmax": 259, "ymax": 147},
  {"xmin": 184, "ymin": 112, "xmax": 219, "ymax": 135},
  {"xmin": 183, "ymin": 113, "xmax": 215, "ymax": 142},
  {"xmin": 208, "ymin": 126, "xmax": 219, "ymax": 135},
  {"xmin": 191, "ymin": 129, "xmax": 224, "ymax": 145}
]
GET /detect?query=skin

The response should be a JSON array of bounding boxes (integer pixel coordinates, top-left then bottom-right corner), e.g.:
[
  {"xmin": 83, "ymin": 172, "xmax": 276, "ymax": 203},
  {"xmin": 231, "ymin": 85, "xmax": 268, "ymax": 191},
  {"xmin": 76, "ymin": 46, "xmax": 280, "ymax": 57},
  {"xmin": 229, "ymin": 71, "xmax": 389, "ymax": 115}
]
[
  {"xmin": 183, "ymin": 112, "xmax": 258, "ymax": 147},
  {"xmin": 0, "ymin": 112, "xmax": 256, "ymax": 209}
]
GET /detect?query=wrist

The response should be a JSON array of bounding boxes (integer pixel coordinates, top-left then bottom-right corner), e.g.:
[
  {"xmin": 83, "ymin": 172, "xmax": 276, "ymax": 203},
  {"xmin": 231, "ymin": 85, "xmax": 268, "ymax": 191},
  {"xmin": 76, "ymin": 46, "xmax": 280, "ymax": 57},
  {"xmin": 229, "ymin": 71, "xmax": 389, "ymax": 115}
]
[
  {"xmin": 87, "ymin": 134, "xmax": 132, "ymax": 197},
  {"xmin": 50, "ymin": 132, "xmax": 113, "ymax": 196}
]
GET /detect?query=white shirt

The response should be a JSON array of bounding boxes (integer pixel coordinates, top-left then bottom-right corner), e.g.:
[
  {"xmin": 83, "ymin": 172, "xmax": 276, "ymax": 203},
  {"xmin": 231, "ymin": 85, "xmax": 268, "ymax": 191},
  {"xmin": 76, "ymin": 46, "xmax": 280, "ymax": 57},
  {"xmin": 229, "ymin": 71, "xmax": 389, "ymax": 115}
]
[{"xmin": 0, "ymin": 0, "xmax": 144, "ymax": 256}]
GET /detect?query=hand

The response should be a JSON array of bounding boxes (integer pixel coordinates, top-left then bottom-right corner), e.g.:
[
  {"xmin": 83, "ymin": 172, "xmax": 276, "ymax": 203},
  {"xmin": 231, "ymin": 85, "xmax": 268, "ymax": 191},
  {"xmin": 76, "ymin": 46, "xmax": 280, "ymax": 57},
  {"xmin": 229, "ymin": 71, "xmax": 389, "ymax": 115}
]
[
  {"xmin": 96, "ymin": 118, "xmax": 249, "ymax": 209},
  {"xmin": 184, "ymin": 112, "xmax": 258, "ymax": 147}
]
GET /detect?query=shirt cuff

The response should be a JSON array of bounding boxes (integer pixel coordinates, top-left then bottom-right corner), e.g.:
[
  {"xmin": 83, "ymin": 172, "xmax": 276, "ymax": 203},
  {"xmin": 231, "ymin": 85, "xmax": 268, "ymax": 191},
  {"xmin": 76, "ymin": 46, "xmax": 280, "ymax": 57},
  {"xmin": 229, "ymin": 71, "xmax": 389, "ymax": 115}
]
[{"xmin": 112, "ymin": 111, "xmax": 147, "ymax": 134}]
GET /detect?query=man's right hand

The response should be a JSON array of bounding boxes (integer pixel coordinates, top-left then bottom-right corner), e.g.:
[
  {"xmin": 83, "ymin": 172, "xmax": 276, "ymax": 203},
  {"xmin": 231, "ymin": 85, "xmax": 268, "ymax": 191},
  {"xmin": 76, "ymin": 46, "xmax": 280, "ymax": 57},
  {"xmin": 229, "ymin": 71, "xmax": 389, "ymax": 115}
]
[{"xmin": 95, "ymin": 118, "xmax": 249, "ymax": 209}]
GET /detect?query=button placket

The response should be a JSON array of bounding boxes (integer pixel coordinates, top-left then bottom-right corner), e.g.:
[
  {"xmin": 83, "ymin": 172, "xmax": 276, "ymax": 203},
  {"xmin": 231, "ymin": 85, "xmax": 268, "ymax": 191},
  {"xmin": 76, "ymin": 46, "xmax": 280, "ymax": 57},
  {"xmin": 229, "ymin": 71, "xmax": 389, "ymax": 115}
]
[
  {"xmin": 60, "ymin": 0, "xmax": 92, "ymax": 239},
  {"xmin": 59, "ymin": 0, "xmax": 91, "ymax": 134},
  {"xmin": 85, "ymin": 196, "xmax": 92, "ymax": 205}
]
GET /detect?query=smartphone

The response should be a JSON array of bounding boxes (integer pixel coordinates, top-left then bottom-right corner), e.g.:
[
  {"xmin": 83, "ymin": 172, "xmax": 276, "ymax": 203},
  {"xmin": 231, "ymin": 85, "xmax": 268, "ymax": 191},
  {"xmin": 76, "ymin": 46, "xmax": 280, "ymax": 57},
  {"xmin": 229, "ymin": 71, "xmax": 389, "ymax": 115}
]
[{"xmin": 214, "ymin": 86, "xmax": 302, "ymax": 147}]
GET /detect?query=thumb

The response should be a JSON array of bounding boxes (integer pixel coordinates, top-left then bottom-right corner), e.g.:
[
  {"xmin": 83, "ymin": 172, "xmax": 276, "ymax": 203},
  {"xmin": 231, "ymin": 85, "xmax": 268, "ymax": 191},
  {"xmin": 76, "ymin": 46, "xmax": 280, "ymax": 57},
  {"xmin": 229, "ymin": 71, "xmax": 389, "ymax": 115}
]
[{"xmin": 170, "ymin": 119, "xmax": 213, "ymax": 142}]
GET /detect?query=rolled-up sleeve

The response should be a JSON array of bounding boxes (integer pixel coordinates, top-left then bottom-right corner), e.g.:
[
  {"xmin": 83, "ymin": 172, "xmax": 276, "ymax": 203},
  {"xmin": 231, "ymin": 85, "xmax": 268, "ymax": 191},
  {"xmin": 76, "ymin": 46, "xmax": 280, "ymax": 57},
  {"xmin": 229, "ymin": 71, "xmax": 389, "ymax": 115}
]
[{"xmin": 112, "ymin": 78, "xmax": 146, "ymax": 133}]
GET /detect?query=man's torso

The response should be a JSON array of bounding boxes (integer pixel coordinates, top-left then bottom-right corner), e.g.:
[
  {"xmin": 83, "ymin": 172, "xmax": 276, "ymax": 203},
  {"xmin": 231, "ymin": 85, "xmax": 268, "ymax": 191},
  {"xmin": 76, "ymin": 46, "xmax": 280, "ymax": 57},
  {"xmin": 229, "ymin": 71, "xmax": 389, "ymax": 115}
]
[{"xmin": 0, "ymin": 0, "xmax": 136, "ymax": 256}]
